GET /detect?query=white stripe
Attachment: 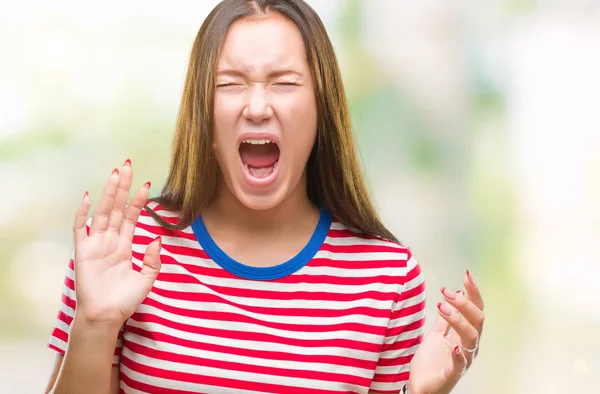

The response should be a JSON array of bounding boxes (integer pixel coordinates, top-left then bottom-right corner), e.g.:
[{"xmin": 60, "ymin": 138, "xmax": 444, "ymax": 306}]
[
  {"xmin": 391, "ymin": 285, "xmax": 427, "ymax": 312},
  {"xmin": 48, "ymin": 336, "xmax": 67, "ymax": 353},
  {"xmin": 147, "ymin": 289, "xmax": 390, "ymax": 330},
  {"xmin": 55, "ymin": 319, "xmax": 71, "ymax": 335},
  {"xmin": 126, "ymin": 331, "xmax": 374, "ymax": 378},
  {"xmin": 330, "ymin": 222, "xmax": 358, "ymax": 231},
  {"xmin": 141, "ymin": 203, "xmax": 181, "ymax": 218},
  {"xmin": 58, "ymin": 296, "xmax": 76, "ymax": 317},
  {"xmin": 135, "ymin": 302, "xmax": 386, "ymax": 343},
  {"xmin": 384, "ymin": 325, "xmax": 426, "ymax": 345},
  {"xmin": 379, "ymin": 343, "xmax": 421, "ymax": 360},
  {"xmin": 388, "ymin": 309, "xmax": 427, "ymax": 331},
  {"xmin": 141, "ymin": 240, "xmax": 411, "ymax": 279},
  {"xmin": 133, "ymin": 237, "xmax": 411, "ymax": 279},
  {"xmin": 374, "ymin": 362, "xmax": 411, "ymax": 376},
  {"xmin": 122, "ymin": 350, "xmax": 362, "ymax": 393},
  {"xmin": 369, "ymin": 380, "xmax": 407, "ymax": 393},
  {"xmin": 324, "ymin": 235, "xmax": 406, "ymax": 249},
  {"xmin": 132, "ymin": 241, "xmax": 216, "ymax": 268},
  {"xmin": 300, "ymin": 265, "xmax": 410, "ymax": 278},
  {"xmin": 133, "ymin": 226, "xmax": 200, "ymax": 250},
  {"xmin": 119, "ymin": 379, "xmax": 146, "ymax": 394},
  {"xmin": 156, "ymin": 263, "xmax": 405, "ymax": 294},
  {"xmin": 315, "ymin": 250, "xmax": 410, "ymax": 262},
  {"xmin": 120, "ymin": 362, "xmax": 270, "ymax": 394},
  {"xmin": 126, "ymin": 317, "xmax": 380, "ymax": 361},
  {"xmin": 152, "ymin": 279, "xmax": 398, "ymax": 310}
]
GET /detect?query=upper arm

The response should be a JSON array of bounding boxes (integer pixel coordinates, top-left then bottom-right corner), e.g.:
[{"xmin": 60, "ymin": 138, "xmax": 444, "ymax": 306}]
[
  {"xmin": 368, "ymin": 251, "xmax": 426, "ymax": 393},
  {"xmin": 45, "ymin": 353, "xmax": 120, "ymax": 394}
]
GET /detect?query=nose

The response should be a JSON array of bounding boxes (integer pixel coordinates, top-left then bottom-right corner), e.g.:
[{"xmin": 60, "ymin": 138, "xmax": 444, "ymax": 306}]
[{"xmin": 243, "ymin": 84, "xmax": 273, "ymax": 123}]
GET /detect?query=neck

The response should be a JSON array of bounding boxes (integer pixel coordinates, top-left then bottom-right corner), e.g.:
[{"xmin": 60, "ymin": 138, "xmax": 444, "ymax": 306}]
[{"xmin": 203, "ymin": 179, "xmax": 319, "ymax": 235}]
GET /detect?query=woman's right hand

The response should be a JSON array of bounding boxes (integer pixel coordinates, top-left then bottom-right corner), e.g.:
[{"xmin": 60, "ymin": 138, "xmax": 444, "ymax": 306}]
[{"xmin": 72, "ymin": 160, "xmax": 162, "ymax": 328}]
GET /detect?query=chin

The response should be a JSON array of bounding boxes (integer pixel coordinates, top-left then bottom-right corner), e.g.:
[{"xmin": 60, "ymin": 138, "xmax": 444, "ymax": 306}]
[{"xmin": 232, "ymin": 182, "xmax": 291, "ymax": 211}]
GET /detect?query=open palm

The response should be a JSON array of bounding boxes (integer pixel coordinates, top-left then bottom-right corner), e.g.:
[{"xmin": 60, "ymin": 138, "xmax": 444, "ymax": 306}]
[
  {"xmin": 407, "ymin": 272, "xmax": 484, "ymax": 394},
  {"xmin": 73, "ymin": 161, "xmax": 162, "ymax": 326}
]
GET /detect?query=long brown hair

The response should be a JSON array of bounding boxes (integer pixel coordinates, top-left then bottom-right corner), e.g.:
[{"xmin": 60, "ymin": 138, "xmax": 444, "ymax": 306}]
[{"xmin": 147, "ymin": 0, "xmax": 399, "ymax": 243}]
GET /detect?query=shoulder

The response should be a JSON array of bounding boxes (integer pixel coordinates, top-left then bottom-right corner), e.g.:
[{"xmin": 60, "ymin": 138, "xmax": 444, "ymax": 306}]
[
  {"xmin": 139, "ymin": 200, "xmax": 180, "ymax": 226},
  {"xmin": 136, "ymin": 200, "xmax": 187, "ymax": 237},
  {"xmin": 324, "ymin": 218, "xmax": 421, "ymax": 285}
]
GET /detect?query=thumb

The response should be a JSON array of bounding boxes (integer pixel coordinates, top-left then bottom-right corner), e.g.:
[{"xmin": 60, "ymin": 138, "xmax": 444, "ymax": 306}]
[{"xmin": 140, "ymin": 236, "xmax": 162, "ymax": 282}]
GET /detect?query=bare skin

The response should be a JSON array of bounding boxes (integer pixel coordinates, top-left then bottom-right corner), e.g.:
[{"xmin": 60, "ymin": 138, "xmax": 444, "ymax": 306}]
[
  {"xmin": 46, "ymin": 14, "xmax": 485, "ymax": 394},
  {"xmin": 47, "ymin": 162, "xmax": 161, "ymax": 394}
]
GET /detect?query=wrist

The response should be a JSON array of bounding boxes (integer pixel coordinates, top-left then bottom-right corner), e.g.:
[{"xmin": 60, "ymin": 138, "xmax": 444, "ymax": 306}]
[
  {"xmin": 406, "ymin": 381, "xmax": 425, "ymax": 394},
  {"xmin": 72, "ymin": 314, "xmax": 122, "ymax": 339}
]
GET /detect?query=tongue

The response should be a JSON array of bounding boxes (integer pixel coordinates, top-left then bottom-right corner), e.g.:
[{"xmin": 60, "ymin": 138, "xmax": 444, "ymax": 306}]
[{"xmin": 239, "ymin": 144, "xmax": 279, "ymax": 168}]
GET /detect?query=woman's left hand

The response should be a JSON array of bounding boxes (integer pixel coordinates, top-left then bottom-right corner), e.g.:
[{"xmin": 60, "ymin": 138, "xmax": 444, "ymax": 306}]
[{"xmin": 407, "ymin": 270, "xmax": 485, "ymax": 394}]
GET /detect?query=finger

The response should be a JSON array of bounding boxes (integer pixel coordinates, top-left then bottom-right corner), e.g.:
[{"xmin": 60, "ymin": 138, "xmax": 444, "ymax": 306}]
[
  {"xmin": 465, "ymin": 270, "xmax": 484, "ymax": 310},
  {"xmin": 437, "ymin": 301, "xmax": 479, "ymax": 366},
  {"xmin": 89, "ymin": 168, "xmax": 121, "ymax": 235},
  {"xmin": 130, "ymin": 237, "xmax": 162, "ymax": 308},
  {"xmin": 107, "ymin": 160, "xmax": 134, "ymax": 232},
  {"xmin": 441, "ymin": 287, "xmax": 485, "ymax": 334},
  {"xmin": 451, "ymin": 344, "xmax": 468, "ymax": 377},
  {"xmin": 432, "ymin": 305, "xmax": 452, "ymax": 335},
  {"xmin": 140, "ymin": 236, "xmax": 162, "ymax": 278},
  {"xmin": 120, "ymin": 181, "xmax": 151, "ymax": 242},
  {"xmin": 73, "ymin": 191, "xmax": 92, "ymax": 245}
]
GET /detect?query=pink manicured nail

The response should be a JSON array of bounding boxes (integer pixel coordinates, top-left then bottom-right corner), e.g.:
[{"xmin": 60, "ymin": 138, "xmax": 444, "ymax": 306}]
[
  {"xmin": 83, "ymin": 191, "xmax": 89, "ymax": 199},
  {"xmin": 144, "ymin": 181, "xmax": 151, "ymax": 189},
  {"xmin": 124, "ymin": 159, "xmax": 131, "ymax": 167},
  {"xmin": 454, "ymin": 345, "xmax": 461, "ymax": 355},
  {"xmin": 441, "ymin": 287, "xmax": 457, "ymax": 300},
  {"xmin": 456, "ymin": 289, "xmax": 465, "ymax": 296},
  {"xmin": 154, "ymin": 236, "xmax": 162, "ymax": 248},
  {"xmin": 467, "ymin": 270, "xmax": 475, "ymax": 284},
  {"xmin": 112, "ymin": 168, "xmax": 119, "ymax": 175},
  {"xmin": 437, "ymin": 302, "xmax": 453, "ymax": 317}
]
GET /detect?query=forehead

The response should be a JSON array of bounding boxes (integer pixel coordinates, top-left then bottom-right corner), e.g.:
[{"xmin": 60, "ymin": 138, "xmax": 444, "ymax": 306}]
[{"xmin": 218, "ymin": 13, "xmax": 308, "ymax": 74}]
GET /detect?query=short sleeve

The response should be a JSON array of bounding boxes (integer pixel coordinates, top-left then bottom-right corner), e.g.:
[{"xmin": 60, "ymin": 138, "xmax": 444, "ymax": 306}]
[
  {"xmin": 369, "ymin": 251, "xmax": 426, "ymax": 393},
  {"xmin": 48, "ymin": 220, "xmax": 124, "ymax": 366}
]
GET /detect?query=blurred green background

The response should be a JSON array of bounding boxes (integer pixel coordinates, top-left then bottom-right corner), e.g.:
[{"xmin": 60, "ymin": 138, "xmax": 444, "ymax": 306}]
[{"xmin": 1, "ymin": 0, "xmax": 599, "ymax": 392}]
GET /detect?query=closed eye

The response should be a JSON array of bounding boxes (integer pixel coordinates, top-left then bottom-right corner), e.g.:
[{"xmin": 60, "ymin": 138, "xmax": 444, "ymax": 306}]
[{"xmin": 216, "ymin": 83, "xmax": 241, "ymax": 88}]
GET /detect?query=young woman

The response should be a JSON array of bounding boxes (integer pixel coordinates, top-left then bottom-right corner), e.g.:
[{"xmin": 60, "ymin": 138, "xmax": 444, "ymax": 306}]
[{"xmin": 46, "ymin": 1, "xmax": 485, "ymax": 393}]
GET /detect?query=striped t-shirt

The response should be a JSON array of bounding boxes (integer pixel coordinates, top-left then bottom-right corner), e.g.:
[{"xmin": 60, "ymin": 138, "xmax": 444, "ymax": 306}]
[{"xmin": 49, "ymin": 202, "xmax": 426, "ymax": 394}]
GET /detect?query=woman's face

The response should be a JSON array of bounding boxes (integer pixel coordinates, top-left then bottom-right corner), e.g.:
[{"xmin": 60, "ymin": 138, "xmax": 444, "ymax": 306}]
[{"xmin": 212, "ymin": 13, "xmax": 318, "ymax": 210}]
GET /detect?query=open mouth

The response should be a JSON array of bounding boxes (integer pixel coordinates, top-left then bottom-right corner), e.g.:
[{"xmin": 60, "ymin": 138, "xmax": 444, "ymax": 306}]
[{"xmin": 238, "ymin": 138, "xmax": 280, "ymax": 179}]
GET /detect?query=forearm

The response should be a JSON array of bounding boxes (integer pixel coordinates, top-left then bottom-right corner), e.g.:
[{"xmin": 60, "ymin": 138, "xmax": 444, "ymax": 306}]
[{"xmin": 51, "ymin": 317, "xmax": 120, "ymax": 394}]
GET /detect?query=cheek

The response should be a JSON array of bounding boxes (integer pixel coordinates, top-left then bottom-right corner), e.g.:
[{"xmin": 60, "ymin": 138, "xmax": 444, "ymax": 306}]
[
  {"xmin": 213, "ymin": 96, "xmax": 241, "ymax": 153},
  {"xmin": 282, "ymin": 93, "xmax": 317, "ymax": 151}
]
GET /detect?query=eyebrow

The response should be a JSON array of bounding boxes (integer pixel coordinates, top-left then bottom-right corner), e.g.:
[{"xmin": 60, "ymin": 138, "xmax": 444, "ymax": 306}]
[{"xmin": 216, "ymin": 69, "xmax": 303, "ymax": 78}]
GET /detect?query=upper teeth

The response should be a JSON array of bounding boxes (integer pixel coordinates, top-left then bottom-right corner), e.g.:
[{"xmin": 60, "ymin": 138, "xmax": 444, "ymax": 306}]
[{"xmin": 242, "ymin": 139, "xmax": 274, "ymax": 145}]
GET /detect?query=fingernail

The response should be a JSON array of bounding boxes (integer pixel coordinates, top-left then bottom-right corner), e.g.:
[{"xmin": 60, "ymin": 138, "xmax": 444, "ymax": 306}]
[
  {"xmin": 467, "ymin": 270, "xmax": 475, "ymax": 284},
  {"xmin": 441, "ymin": 287, "xmax": 457, "ymax": 300},
  {"xmin": 454, "ymin": 345, "xmax": 461, "ymax": 355},
  {"xmin": 154, "ymin": 236, "xmax": 162, "ymax": 247},
  {"xmin": 83, "ymin": 191, "xmax": 89, "ymax": 200},
  {"xmin": 144, "ymin": 181, "xmax": 151, "ymax": 189},
  {"xmin": 124, "ymin": 159, "xmax": 131, "ymax": 167},
  {"xmin": 437, "ymin": 302, "xmax": 453, "ymax": 316},
  {"xmin": 112, "ymin": 168, "xmax": 119, "ymax": 175},
  {"xmin": 456, "ymin": 289, "xmax": 465, "ymax": 296}
]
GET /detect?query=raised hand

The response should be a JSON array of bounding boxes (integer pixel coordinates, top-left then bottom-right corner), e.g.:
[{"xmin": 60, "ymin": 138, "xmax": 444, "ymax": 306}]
[
  {"xmin": 407, "ymin": 270, "xmax": 485, "ymax": 394},
  {"xmin": 72, "ymin": 160, "xmax": 162, "ymax": 328}
]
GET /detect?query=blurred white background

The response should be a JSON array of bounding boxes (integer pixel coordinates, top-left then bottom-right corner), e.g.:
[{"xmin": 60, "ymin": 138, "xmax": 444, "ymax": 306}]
[{"xmin": 1, "ymin": 0, "xmax": 599, "ymax": 392}]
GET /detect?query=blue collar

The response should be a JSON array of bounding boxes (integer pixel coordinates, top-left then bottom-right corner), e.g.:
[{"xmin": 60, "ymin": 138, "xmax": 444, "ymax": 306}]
[{"xmin": 191, "ymin": 207, "xmax": 332, "ymax": 281}]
